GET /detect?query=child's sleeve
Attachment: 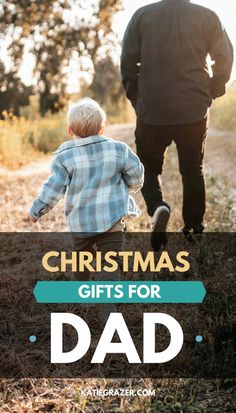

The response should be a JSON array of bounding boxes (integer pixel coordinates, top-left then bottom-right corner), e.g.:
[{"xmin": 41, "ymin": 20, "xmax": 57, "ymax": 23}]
[
  {"xmin": 29, "ymin": 156, "xmax": 70, "ymax": 220},
  {"xmin": 121, "ymin": 144, "xmax": 144, "ymax": 192}
]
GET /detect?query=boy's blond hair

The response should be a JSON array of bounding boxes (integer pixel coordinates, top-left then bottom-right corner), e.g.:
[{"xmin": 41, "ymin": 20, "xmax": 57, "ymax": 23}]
[{"xmin": 67, "ymin": 98, "xmax": 106, "ymax": 138}]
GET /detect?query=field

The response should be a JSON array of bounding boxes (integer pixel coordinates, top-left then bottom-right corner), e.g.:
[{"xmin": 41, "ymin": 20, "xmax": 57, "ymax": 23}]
[
  {"xmin": 0, "ymin": 122, "xmax": 235, "ymax": 233},
  {"xmin": 0, "ymin": 121, "xmax": 235, "ymax": 412}
]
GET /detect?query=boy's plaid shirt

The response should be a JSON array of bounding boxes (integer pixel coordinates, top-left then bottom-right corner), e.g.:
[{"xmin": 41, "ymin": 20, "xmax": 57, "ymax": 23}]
[{"xmin": 30, "ymin": 135, "xmax": 144, "ymax": 234}]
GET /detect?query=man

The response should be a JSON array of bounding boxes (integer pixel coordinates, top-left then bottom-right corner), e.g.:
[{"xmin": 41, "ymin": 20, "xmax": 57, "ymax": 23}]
[{"xmin": 121, "ymin": 0, "xmax": 233, "ymax": 246}]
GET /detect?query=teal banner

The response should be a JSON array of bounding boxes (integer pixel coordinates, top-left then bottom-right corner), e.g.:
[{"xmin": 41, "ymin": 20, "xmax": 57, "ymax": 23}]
[{"xmin": 34, "ymin": 281, "xmax": 206, "ymax": 304}]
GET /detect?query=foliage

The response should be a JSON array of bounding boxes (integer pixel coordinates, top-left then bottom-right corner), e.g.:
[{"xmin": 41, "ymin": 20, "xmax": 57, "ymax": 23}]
[
  {"xmin": 0, "ymin": 61, "xmax": 32, "ymax": 118},
  {"xmin": 0, "ymin": 111, "xmax": 66, "ymax": 169},
  {"xmin": 211, "ymin": 99, "xmax": 236, "ymax": 131},
  {"xmin": 0, "ymin": 0, "xmax": 123, "ymax": 115},
  {"xmin": 90, "ymin": 55, "xmax": 125, "ymax": 107},
  {"xmin": 210, "ymin": 83, "xmax": 236, "ymax": 131},
  {"xmin": 0, "ymin": 99, "xmax": 135, "ymax": 169}
]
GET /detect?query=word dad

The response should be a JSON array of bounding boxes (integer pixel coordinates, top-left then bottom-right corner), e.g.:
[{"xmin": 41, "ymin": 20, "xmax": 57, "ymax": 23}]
[{"xmin": 51, "ymin": 313, "xmax": 183, "ymax": 364}]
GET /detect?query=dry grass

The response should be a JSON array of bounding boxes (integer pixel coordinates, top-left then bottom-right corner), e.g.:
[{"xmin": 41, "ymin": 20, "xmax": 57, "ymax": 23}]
[
  {"xmin": 0, "ymin": 124, "xmax": 235, "ymax": 412},
  {"xmin": 0, "ymin": 92, "xmax": 235, "ymax": 171},
  {"xmin": 0, "ymin": 123, "xmax": 235, "ymax": 232},
  {"xmin": 0, "ymin": 111, "xmax": 67, "ymax": 170},
  {"xmin": 210, "ymin": 86, "xmax": 236, "ymax": 131},
  {"xmin": 0, "ymin": 101, "xmax": 135, "ymax": 170},
  {"xmin": 1, "ymin": 378, "xmax": 235, "ymax": 413}
]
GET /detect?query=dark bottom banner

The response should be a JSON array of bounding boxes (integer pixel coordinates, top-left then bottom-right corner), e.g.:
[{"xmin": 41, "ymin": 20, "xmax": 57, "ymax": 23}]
[{"xmin": 0, "ymin": 232, "xmax": 235, "ymax": 378}]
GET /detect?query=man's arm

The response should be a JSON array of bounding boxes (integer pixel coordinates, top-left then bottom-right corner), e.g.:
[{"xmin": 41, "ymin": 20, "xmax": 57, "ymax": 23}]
[
  {"xmin": 29, "ymin": 157, "xmax": 70, "ymax": 220},
  {"xmin": 121, "ymin": 14, "xmax": 141, "ymax": 108},
  {"xmin": 121, "ymin": 144, "xmax": 144, "ymax": 192},
  {"xmin": 208, "ymin": 15, "xmax": 234, "ymax": 99}
]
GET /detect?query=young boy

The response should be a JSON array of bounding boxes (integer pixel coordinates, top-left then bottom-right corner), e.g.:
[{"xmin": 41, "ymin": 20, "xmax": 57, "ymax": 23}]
[{"xmin": 29, "ymin": 98, "xmax": 144, "ymax": 318}]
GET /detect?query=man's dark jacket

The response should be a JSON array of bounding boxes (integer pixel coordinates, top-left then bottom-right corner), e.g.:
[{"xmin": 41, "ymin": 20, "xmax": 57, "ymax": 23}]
[{"xmin": 121, "ymin": 0, "xmax": 234, "ymax": 125}]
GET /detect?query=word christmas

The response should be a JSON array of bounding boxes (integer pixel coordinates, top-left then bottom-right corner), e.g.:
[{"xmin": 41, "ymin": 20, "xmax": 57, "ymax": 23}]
[{"xmin": 43, "ymin": 250, "xmax": 190, "ymax": 273}]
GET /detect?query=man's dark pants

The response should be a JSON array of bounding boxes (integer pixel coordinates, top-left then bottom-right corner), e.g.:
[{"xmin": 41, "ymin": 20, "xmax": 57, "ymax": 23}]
[{"xmin": 135, "ymin": 117, "xmax": 208, "ymax": 230}]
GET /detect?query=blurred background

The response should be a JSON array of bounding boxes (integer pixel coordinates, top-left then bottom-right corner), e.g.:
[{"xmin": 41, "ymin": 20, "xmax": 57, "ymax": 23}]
[{"xmin": 0, "ymin": 0, "xmax": 235, "ymax": 169}]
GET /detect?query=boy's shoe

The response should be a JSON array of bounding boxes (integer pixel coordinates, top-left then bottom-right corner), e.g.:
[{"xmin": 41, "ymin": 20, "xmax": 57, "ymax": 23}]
[{"xmin": 151, "ymin": 205, "xmax": 170, "ymax": 251}]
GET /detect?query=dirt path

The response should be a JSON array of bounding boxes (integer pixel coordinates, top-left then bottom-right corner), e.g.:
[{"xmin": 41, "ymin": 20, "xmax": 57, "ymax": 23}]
[{"xmin": 0, "ymin": 124, "xmax": 235, "ymax": 232}]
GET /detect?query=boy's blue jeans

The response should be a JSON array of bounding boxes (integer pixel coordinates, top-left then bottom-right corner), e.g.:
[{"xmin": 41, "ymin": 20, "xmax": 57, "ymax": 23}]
[{"xmin": 135, "ymin": 117, "xmax": 208, "ymax": 230}]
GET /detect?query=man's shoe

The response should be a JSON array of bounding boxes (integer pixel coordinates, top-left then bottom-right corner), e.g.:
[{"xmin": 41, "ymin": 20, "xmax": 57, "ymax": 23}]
[
  {"xmin": 182, "ymin": 225, "xmax": 204, "ymax": 235},
  {"xmin": 193, "ymin": 224, "xmax": 204, "ymax": 234},
  {"xmin": 182, "ymin": 224, "xmax": 204, "ymax": 244},
  {"xmin": 182, "ymin": 226, "xmax": 192, "ymax": 235},
  {"xmin": 151, "ymin": 206, "xmax": 170, "ymax": 251},
  {"xmin": 182, "ymin": 226, "xmax": 194, "ymax": 243}
]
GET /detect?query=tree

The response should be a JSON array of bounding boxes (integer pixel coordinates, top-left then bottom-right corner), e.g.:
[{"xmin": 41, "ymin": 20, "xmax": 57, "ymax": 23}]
[
  {"xmin": 0, "ymin": 0, "xmax": 123, "ymax": 115},
  {"xmin": 90, "ymin": 55, "xmax": 125, "ymax": 107},
  {"xmin": 0, "ymin": 62, "xmax": 32, "ymax": 117}
]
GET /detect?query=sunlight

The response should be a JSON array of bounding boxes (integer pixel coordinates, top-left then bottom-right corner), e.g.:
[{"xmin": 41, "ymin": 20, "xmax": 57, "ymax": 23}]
[
  {"xmin": 1, "ymin": 0, "xmax": 235, "ymax": 84},
  {"xmin": 114, "ymin": 0, "xmax": 236, "ymax": 79}
]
